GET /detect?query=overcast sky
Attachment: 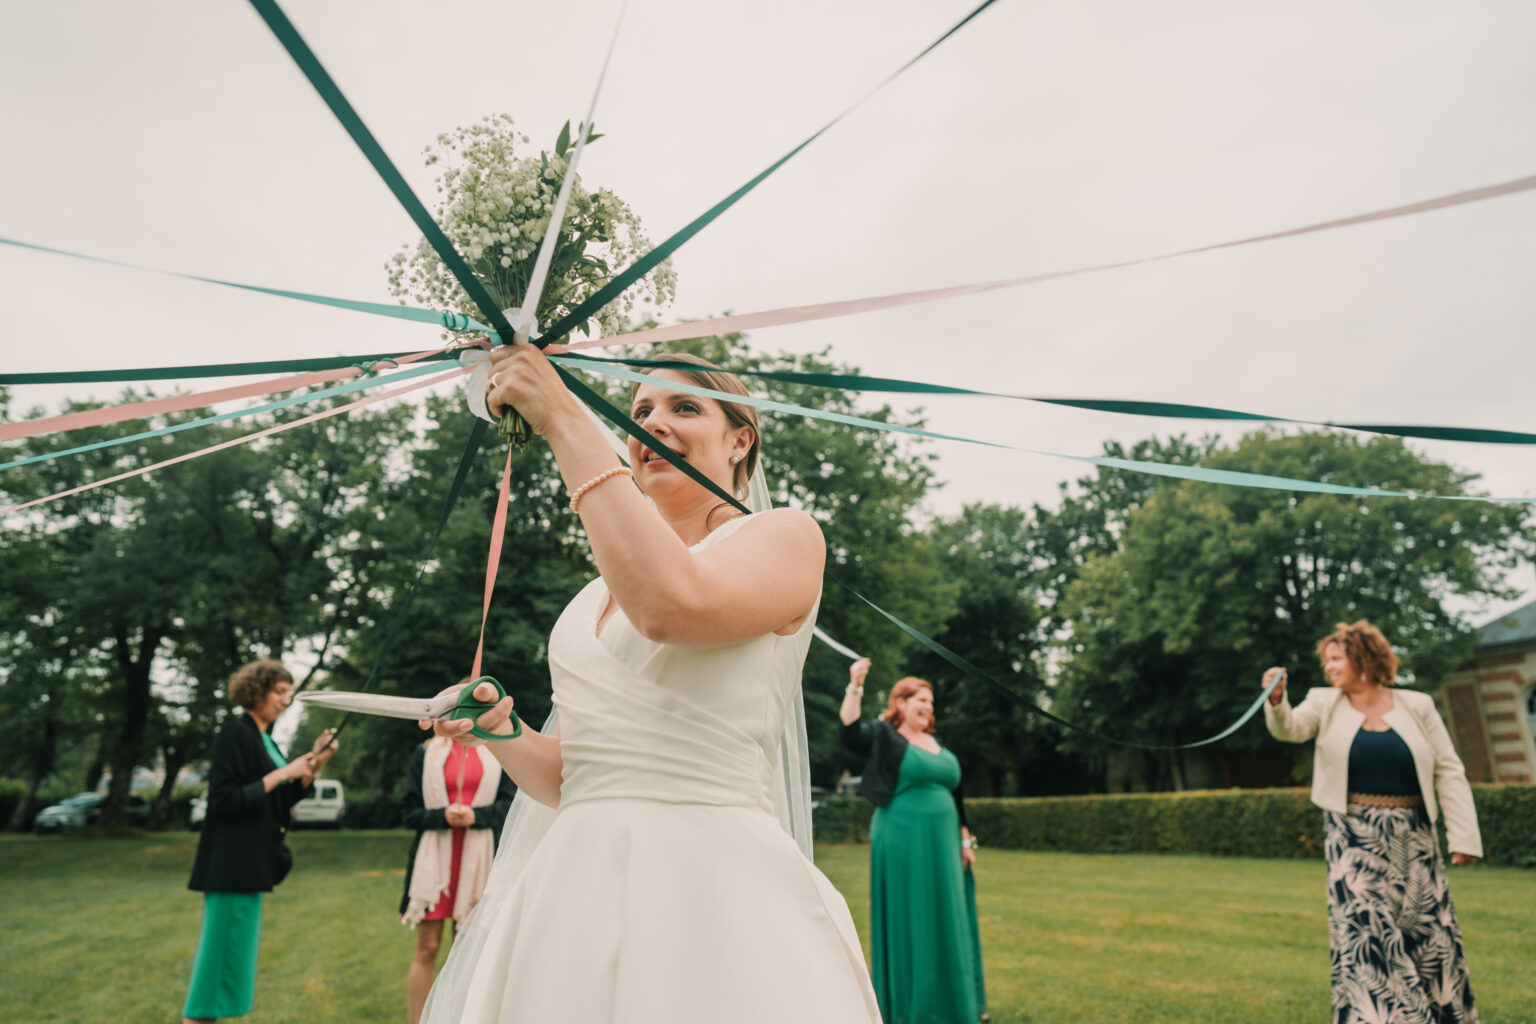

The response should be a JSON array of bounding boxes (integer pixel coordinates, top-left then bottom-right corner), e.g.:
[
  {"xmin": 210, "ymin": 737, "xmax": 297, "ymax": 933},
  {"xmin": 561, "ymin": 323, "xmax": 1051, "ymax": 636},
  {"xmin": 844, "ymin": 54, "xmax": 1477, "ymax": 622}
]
[{"xmin": 4, "ymin": 0, "xmax": 1535, "ymax": 621}]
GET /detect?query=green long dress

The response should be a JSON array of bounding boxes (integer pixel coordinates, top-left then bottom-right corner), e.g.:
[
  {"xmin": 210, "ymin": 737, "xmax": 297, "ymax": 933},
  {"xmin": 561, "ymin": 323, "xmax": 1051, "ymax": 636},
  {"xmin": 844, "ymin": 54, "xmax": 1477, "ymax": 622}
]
[
  {"xmin": 869, "ymin": 743, "xmax": 986, "ymax": 1024},
  {"xmin": 182, "ymin": 731, "xmax": 288, "ymax": 1019}
]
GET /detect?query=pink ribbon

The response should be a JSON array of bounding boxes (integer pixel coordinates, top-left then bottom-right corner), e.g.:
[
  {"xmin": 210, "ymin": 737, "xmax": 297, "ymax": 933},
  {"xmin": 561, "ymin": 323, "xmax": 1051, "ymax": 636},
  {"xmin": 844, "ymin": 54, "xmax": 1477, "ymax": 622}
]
[
  {"xmin": 2, "ymin": 368, "xmax": 464, "ymax": 514},
  {"xmin": 0, "ymin": 345, "xmax": 455, "ymax": 443},
  {"xmin": 470, "ymin": 448, "xmax": 514, "ymax": 680},
  {"xmin": 562, "ymin": 172, "xmax": 1536, "ymax": 353}
]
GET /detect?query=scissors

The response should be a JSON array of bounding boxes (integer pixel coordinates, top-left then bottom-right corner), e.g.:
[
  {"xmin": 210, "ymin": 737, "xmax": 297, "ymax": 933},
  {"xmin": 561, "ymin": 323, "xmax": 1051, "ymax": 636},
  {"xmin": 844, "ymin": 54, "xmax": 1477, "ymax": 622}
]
[{"xmin": 297, "ymin": 676, "xmax": 522, "ymax": 741}]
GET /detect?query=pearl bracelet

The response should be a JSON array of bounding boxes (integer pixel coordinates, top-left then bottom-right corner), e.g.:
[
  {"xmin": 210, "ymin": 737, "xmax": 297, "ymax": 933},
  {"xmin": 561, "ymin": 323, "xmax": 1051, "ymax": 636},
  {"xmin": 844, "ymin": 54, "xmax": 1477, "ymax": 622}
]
[{"xmin": 569, "ymin": 466, "xmax": 633, "ymax": 514}]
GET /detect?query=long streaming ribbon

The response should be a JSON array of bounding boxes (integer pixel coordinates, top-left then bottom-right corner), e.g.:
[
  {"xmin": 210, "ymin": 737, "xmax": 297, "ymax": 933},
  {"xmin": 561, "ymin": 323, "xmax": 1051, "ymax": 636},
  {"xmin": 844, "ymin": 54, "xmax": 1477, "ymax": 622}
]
[
  {"xmin": 15, "ymin": 345, "xmax": 1536, "ymax": 453},
  {"xmin": 557, "ymin": 353, "xmax": 1536, "ymax": 447},
  {"xmin": 0, "ymin": 345, "xmax": 452, "ymax": 443},
  {"xmin": 1, "ymin": 368, "xmax": 463, "ymax": 514},
  {"xmin": 533, "ymin": 0, "xmax": 1004, "ymax": 346},
  {"xmin": 471, "ymin": 451, "xmax": 515, "ymax": 680},
  {"xmin": 553, "ymin": 357, "xmax": 1536, "ymax": 505},
  {"xmin": 244, "ymin": 0, "xmax": 517, "ymax": 344},
  {"xmin": 2, "ymin": 361, "xmax": 449, "ymax": 471},
  {"xmin": 0, "ymin": 234, "xmax": 487, "ymax": 334},
  {"xmin": 556, "ymin": 362, "xmax": 1284, "ymax": 750},
  {"xmin": 0, "ymin": 349, "xmax": 459, "ymax": 386},
  {"xmin": 564, "ymin": 174, "xmax": 1536, "ymax": 353},
  {"xmin": 512, "ymin": 1, "xmax": 628, "ymax": 344}
]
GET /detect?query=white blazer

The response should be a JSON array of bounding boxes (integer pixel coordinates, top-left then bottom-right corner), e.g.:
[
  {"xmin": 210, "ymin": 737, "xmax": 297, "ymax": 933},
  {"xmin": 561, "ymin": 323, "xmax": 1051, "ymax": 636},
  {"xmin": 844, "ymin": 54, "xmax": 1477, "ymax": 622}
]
[{"xmin": 1265, "ymin": 686, "xmax": 1482, "ymax": 858}]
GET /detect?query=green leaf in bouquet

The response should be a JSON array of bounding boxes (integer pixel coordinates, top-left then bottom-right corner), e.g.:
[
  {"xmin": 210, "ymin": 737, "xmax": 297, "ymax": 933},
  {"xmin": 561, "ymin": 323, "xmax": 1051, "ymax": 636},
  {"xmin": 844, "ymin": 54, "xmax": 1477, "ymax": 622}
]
[{"xmin": 555, "ymin": 120, "xmax": 572, "ymax": 158}]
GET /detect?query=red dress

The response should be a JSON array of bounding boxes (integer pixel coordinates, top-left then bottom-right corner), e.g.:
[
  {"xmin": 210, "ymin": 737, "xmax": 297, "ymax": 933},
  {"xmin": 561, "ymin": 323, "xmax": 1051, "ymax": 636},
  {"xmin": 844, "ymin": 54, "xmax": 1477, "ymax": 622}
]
[{"xmin": 421, "ymin": 744, "xmax": 484, "ymax": 921}]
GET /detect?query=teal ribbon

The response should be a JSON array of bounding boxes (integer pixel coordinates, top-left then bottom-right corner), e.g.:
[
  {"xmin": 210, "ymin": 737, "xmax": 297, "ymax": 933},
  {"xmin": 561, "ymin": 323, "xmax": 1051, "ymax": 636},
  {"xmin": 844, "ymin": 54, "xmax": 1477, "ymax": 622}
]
[
  {"xmin": 561, "ymin": 353, "xmax": 1536, "ymax": 447},
  {"xmin": 536, "ymin": 0, "xmax": 1003, "ymax": 346},
  {"xmin": 0, "ymin": 350, "xmax": 459, "ymax": 386},
  {"xmin": 554, "ymin": 357, "xmax": 1536, "ymax": 505},
  {"xmin": 559, "ymin": 364, "xmax": 1285, "ymax": 750},
  {"xmin": 0, "ymin": 235, "xmax": 488, "ymax": 335},
  {"xmin": 2, "ymin": 363, "xmax": 447, "ymax": 471}
]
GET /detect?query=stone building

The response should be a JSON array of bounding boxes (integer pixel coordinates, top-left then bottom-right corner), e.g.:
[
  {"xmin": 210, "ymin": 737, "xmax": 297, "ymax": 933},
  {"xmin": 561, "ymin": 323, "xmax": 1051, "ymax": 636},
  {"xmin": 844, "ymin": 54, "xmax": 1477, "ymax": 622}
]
[{"xmin": 1432, "ymin": 598, "xmax": 1536, "ymax": 784}]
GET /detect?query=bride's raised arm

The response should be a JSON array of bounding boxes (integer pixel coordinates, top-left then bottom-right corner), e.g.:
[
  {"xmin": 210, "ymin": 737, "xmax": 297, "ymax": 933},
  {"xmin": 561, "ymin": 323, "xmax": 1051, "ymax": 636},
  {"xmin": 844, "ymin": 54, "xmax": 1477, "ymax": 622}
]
[{"xmin": 487, "ymin": 345, "xmax": 824, "ymax": 648}]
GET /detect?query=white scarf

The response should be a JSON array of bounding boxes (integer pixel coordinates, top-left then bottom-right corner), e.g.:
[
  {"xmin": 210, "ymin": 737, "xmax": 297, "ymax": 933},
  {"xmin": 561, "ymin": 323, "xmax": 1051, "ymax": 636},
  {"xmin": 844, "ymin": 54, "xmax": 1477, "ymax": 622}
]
[{"xmin": 402, "ymin": 739, "xmax": 502, "ymax": 925}]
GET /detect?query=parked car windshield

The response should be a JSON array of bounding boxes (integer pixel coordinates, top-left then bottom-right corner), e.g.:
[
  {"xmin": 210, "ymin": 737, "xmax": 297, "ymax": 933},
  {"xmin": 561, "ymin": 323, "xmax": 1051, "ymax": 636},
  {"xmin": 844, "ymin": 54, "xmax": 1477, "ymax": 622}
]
[{"xmin": 62, "ymin": 793, "xmax": 105, "ymax": 807}]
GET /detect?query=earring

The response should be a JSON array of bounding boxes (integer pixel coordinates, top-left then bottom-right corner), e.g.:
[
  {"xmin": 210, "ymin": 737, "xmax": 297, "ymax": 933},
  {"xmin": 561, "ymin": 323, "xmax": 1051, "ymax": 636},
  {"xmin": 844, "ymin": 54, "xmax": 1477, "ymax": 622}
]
[{"xmin": 730, "ymin": 454, "xmax": 742, "ymax": 464}]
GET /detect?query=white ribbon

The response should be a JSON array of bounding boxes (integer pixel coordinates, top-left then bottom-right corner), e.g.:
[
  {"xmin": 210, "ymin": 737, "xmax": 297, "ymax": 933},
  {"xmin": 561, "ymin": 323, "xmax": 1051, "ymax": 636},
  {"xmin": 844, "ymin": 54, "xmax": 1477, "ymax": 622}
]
[
  {"xmin": 460, "ymin": 307, "xmax": 529, "ymax": 422},
  {"xmin": 459, "ymin": 348, "xmax": 496, "ymax": 423}
]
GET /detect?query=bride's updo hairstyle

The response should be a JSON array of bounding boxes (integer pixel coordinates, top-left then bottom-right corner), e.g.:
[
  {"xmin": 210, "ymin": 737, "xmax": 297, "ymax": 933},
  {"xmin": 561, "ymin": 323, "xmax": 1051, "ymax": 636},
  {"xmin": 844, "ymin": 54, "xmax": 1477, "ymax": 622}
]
[{"xmin": 629, "ymin": 352, "xmax": 761, "ymax": 495}]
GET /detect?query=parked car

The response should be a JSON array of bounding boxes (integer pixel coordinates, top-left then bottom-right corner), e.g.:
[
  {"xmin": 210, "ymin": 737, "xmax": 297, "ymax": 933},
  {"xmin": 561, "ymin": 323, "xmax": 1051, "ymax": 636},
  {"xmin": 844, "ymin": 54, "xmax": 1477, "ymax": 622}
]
[
  {"xmin": 188, "ymin": 794, "xmax": 207, "ymax": 831},
  {"xmin": 34, "ymin": 792, "xmax": 150, "ymax": 834},
  {"xmin": 189, "ymin": 780, "xmax": 346, "ymax": 830},
  {"xmin": 292, "ymin": 780, "xmax": 345, "ymax": 829}
]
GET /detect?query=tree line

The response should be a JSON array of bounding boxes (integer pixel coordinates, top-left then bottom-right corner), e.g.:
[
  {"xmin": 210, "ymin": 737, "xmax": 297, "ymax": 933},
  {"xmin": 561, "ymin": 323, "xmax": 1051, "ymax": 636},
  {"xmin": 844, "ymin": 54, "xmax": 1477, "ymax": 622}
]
[{"xmin": 3, "ymin": 335, "xmax": 1529, "ymax": 828}]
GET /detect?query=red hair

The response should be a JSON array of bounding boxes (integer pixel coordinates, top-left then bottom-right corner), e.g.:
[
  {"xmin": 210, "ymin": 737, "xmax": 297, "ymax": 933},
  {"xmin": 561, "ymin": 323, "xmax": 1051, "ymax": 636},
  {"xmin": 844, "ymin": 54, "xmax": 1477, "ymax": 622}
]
[{"xmin": 879, "ymin": 677, "xmax": 935, "ymax": 733}]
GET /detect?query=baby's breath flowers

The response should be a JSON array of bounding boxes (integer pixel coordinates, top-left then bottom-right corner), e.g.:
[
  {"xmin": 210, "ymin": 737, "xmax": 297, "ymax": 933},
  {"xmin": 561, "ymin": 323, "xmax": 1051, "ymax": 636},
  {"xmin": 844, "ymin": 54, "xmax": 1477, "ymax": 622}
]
[{"xmin": 387, "ymin": 113, "xmax": 676, "ymax": 342}]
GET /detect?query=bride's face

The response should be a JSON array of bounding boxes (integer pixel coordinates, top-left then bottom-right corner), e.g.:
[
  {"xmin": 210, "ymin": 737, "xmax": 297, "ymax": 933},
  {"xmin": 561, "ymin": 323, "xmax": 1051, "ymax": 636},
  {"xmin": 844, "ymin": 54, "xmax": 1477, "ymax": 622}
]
[{"xmin": 629, "ymin": 371, "xmax": 752, "ymax": 506}]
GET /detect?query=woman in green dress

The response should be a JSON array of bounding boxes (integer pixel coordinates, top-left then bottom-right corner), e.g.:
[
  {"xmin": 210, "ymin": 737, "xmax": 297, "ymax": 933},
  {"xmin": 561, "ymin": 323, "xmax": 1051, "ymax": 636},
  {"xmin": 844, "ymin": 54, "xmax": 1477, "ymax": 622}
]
[
  {"xmin": 183, "ymin": 659, "xmax": 335, "ymax": 1023},
  {"xmin": 841, "ymin": 660, "xmax": 987, "ymax": 1024}
]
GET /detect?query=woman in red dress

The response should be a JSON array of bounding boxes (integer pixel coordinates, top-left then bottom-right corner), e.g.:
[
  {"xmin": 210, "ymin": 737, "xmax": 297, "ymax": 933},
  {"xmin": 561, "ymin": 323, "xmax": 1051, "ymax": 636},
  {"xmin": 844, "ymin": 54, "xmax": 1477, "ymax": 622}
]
[{"xmin": 400, "ymin": 735, "xmax": 515, "ymax": 1024}]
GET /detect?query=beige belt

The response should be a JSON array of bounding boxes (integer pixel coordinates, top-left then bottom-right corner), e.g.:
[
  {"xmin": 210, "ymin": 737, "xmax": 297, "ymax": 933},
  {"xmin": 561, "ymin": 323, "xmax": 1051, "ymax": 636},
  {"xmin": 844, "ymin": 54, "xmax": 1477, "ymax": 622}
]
[{"xmin": 1348, "ymin": 792, "xmax": 1424, "ymax": 808}]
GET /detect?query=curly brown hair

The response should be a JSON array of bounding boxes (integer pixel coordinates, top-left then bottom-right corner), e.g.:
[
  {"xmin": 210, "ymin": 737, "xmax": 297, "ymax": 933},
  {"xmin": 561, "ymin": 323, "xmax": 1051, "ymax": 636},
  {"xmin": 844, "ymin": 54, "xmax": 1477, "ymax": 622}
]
[
  {"xmin": 1315, "ymin": 620, "xmax": 1399, "ymax": 687},
  {"xmin": 228, "ymin": 658, "xmax": 293, "ymax": 709}
]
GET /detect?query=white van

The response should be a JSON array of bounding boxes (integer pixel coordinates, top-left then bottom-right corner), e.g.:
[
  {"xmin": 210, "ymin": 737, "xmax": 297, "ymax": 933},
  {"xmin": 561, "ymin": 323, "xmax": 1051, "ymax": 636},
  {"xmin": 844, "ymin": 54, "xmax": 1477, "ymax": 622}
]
[{"xmin": 291, "ymin": 780, "xmax": 346, "ymax": 828}]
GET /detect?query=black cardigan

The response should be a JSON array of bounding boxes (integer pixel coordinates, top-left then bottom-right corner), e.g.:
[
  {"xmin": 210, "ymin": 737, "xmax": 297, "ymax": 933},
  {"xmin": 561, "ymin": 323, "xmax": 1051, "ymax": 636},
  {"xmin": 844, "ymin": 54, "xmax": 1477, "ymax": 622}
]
[
  {"xmin": 188, "ymin": 714, "xmax": 311, "ymax": 893},
  {"xmin": 397, "ymin": 742, "xmax": 517, "ymax": 916},
  {"xmin": 840, "ymin": 717, "xmax": 969, "ymax": 829}
]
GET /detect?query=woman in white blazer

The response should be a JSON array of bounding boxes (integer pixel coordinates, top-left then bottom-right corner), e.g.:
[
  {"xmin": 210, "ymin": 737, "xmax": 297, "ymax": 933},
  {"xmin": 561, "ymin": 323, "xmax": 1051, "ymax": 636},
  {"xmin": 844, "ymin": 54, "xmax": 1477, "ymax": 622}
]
[{"xmin": 1264, "ymin": 620, "xmax": 1480, "ymax": 1024}]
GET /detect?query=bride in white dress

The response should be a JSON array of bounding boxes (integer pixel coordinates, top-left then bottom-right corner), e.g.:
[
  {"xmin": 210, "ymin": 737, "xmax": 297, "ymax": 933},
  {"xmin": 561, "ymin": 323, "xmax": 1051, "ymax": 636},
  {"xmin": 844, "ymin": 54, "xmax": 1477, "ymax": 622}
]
[{"xmin": 418, "ymin": 348, "xmax": 881, "ymax": 1023}]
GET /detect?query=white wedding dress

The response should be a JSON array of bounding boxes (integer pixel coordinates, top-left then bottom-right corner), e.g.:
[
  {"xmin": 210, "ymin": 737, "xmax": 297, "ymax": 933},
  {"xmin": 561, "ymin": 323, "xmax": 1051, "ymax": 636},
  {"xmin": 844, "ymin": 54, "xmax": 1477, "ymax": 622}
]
[{"xmin": 421, "ymin": 515, "xmax": 880, "ymax": 1023}]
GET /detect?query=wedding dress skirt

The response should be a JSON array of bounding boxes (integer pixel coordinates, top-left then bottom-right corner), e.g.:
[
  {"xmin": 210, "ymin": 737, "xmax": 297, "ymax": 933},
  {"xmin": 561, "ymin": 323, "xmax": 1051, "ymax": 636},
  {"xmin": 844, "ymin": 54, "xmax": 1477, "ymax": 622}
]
[{"xmin": 422, "ymin": 517, "xmax": 880, "ymax": 1023}]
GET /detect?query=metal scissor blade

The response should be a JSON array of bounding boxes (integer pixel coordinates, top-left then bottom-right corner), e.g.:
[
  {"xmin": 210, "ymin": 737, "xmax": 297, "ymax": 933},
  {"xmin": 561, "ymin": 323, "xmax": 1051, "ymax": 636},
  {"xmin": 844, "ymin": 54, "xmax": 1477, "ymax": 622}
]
[{"xmin": 297, "ymin": 690, "xmax": 456, "ymax": 721}]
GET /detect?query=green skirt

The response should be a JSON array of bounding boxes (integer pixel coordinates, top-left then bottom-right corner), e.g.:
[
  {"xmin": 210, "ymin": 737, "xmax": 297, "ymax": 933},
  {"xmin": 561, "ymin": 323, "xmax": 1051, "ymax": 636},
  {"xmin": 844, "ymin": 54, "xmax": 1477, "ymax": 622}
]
[{"xmin": 184, "ymin": 892, "xmax": 264, "ymax": 1018}]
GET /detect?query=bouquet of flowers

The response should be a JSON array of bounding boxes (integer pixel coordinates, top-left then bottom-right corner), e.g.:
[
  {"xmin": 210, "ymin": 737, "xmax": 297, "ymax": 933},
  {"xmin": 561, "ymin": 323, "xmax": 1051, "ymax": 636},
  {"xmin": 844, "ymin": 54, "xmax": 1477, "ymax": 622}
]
[{"xmin": 387, "ymin": 113, "xmax": 676, "ymax": 442}]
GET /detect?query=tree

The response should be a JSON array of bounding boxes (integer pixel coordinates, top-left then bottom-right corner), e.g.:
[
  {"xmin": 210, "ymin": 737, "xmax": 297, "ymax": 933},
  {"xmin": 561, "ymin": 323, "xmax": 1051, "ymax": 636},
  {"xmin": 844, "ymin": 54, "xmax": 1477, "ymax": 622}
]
[
  {"xmin": 0, "ymin": 385, "xmax": 426, "ymax": 825},
  {"xmin": 1053, "ymin": 430, "xmax": 1535, "ymax": 790}
]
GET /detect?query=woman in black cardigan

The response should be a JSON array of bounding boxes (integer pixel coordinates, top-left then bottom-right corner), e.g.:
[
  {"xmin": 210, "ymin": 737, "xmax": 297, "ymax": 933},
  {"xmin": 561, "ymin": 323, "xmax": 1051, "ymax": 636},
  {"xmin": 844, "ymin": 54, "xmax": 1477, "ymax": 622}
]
[
  {"xmin": 840, "ymin": 658, "xmax": 987, "ymax": 1024},
  {"xmin": 400, "ymin": 737, "xmax": 516, "ymax": 1024},
  {"xmin": 183, "ymin": 659, "xmax": 336, "ymax": 1023}
]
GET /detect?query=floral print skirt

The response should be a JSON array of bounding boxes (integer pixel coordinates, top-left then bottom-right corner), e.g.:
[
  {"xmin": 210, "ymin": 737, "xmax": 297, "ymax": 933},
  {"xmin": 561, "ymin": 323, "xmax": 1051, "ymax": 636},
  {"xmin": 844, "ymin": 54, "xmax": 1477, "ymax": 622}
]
[{"xmin": 1324, "ymin": 805, "xmax": 1477, "ymax": 1024}]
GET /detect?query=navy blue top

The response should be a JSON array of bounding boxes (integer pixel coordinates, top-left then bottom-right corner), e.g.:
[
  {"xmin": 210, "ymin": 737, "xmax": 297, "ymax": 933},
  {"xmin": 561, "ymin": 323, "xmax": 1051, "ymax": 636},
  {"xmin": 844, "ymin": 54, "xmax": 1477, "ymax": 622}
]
[{"xmin": 1347, "ymin": 727, "xmax": 1421, "ymax": 797}]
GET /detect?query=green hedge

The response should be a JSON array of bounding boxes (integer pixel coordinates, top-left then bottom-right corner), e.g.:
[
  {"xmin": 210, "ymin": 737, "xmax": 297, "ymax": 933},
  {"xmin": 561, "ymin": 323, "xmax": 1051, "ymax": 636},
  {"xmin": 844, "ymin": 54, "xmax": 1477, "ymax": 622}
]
[{"xmin": 814, "ymin": 784, "xmax": 1536, "ymax": 868}]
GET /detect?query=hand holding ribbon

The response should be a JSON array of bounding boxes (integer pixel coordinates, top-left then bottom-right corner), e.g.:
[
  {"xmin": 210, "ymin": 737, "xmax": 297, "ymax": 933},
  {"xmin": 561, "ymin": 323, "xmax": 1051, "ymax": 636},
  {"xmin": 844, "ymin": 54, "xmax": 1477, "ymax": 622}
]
[{"xmin": 484, "ymin": 344, "xmax": 582, "ymax": 437}]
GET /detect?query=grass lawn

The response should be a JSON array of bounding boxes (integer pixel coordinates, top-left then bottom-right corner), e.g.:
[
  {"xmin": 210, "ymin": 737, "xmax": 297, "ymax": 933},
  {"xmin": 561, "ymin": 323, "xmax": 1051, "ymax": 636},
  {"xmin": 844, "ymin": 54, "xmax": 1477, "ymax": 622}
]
[{"xmin": 2, "ymin": 832, "xmax": 1532, "ymax": 1023}]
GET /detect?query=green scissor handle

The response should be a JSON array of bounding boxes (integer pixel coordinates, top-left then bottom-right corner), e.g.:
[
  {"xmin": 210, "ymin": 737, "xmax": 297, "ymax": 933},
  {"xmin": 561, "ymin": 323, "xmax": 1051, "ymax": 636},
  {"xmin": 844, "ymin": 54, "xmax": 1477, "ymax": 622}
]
[{"xmin": 447, "ymin": 676, "xmax": 523, "ymax": 741}]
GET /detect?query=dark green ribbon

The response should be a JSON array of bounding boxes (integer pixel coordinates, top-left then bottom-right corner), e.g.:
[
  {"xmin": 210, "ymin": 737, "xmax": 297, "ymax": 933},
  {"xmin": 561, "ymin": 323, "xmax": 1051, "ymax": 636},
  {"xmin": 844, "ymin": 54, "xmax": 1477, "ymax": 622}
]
[
  {"xmin": 0, "ymin": 350, "xmax": 459, "ymax": 386},
  {"xmin": 560, "ymin": 363, "xmax": 1281, "ymax": 750},
  {"xmin": 560, "ymin": 354, "xmax": 1536, "ymax": 447},
  {"xmin": 537, "ymin": 0, "xmax": 1003, "ymax": 346},
  {"xmin": 246, "ymin": 0, "xmax": 515, "ymax": 344}
]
